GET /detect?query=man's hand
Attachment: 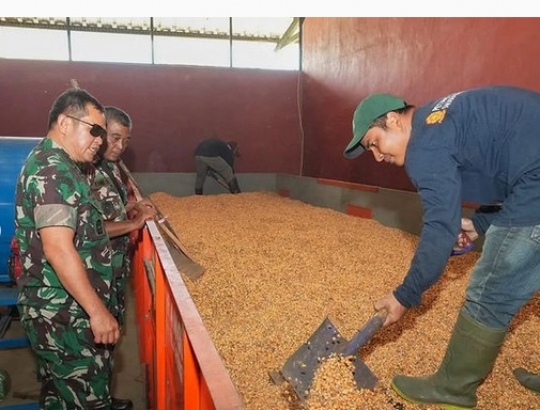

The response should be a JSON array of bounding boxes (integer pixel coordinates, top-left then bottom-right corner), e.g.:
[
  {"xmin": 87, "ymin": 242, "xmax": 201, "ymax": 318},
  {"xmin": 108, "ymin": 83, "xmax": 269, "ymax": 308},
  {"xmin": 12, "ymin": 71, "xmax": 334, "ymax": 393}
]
[
  {"xmin": 135, "ymin": 198, "xmax": 156, "ymax": 212},
  {"xmin": 41, "ymin": 226, "xmax": 121, "ymax": 345},
  {"xmin": 461, "ymin": 217, "xmax": 479, "ymax": 242},
  {"xmin": 373, "ymin": 292, "xmax": 407, "ymax": 326},
  {"xmin": 452, "ymin": 219, "xmax": 476, "ymax": 255},
  {"xmin": 129, "ymin": 205, "xmax": 157, "ymax": 230},
  {"xmin": 126, "ymin": 198, "xmax": 156, "ymax": 215},
  {"xmin": 89, "ymin": 309, "xmax": 121, "ymax": 345},
  {"xmin": 128, "ymin": 198, "xmax": 157, "ymax": 227}
]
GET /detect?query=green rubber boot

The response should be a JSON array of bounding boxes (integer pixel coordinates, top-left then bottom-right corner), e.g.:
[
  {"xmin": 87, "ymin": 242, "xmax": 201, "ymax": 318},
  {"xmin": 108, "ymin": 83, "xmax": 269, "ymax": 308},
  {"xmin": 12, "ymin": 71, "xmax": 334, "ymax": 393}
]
[
  {"xmin": 513, "ymin": 367, "xmax": 540, "ymax": 393},
  {"xmin": 391, "ymin": 311, "xmax": 506, "ymax": 410}
]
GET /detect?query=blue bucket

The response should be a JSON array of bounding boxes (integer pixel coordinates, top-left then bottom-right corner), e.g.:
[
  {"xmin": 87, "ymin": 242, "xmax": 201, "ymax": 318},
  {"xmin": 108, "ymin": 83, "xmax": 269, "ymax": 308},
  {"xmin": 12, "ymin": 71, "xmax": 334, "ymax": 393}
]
[{"xmin": 0, "ymin": 137, "xmax": 41, "ymax": 282}]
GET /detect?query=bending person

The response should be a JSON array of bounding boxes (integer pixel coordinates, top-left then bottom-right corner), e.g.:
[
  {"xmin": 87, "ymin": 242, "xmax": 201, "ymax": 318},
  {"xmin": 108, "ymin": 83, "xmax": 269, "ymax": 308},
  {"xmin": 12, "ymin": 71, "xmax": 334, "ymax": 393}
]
[
  {"xmin": 194, "ymin": 138, "xmax": 241, "ymax": 194},
  {"xmin": 343, "ymin": 86, "xmax": 540, "ymax": 408}
]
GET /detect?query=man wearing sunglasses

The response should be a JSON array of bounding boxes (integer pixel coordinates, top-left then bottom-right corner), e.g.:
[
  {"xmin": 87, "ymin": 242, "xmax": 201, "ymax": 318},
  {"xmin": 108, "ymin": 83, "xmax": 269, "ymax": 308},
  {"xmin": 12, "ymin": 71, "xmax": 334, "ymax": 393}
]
[{"xmin": 15, "ymin": 88, "xmax": 122, "ymax": 409}]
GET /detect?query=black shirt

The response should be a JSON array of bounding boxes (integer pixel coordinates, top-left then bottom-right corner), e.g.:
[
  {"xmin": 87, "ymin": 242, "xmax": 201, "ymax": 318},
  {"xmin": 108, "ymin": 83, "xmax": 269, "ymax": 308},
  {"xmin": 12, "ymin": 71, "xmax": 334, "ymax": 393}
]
[{"xmin": 194, "ymin": 138, "xmax": 235, "ymax": 167}]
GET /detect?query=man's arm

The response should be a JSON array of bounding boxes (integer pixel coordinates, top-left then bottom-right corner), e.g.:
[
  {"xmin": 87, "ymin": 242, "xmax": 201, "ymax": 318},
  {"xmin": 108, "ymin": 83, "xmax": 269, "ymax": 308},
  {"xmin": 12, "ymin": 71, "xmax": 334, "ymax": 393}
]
[
  {"xmin": 378, "ymin": 144, "xmax": 462, "ymax": 325},
  {"xmin": 125, "ymin": 198, "xmax": 155, "ymax": 214},
  {"xmin": 40, "ymin": 226, "xmax": 120, "ymax": 344},
  {"xmin": 105, "ymin": 219, "xmax": 140, "ymax": 239},
  {"xmin": 105, "ymin": 202, "xmax": 156, "ymax": 238}
]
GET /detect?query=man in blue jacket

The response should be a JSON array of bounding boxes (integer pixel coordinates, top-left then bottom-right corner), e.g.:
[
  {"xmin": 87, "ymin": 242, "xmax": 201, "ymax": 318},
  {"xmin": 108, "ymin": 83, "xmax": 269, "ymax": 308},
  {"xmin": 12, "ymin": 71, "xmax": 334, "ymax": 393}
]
[{"xmin": 343, "ymin": 86, "xmax": 540, "ymax": 408}]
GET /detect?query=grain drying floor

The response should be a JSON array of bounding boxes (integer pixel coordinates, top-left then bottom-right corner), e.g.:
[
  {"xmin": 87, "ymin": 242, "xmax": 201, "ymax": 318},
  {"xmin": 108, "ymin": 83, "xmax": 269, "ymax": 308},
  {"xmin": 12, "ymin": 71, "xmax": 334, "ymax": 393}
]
[{"xmin": 151, "ymin": 191, "xmax": 540, "ymax": 410}]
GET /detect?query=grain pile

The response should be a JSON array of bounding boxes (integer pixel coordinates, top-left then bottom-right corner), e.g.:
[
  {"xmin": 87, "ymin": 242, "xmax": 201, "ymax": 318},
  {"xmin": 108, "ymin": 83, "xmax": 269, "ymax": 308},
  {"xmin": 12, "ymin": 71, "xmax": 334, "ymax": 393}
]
[{"xmin": 150, "ymin": 191, "xmax": 540, "ymax": 410}]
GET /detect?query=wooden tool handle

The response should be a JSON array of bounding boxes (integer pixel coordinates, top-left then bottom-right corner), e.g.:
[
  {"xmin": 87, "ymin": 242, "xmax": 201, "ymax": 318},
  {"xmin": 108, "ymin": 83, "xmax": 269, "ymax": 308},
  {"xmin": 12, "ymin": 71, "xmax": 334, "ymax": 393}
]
[
  {"xmin": 118, "ymin": 160, "xmax": 167, "ymax": 222},
  {"xmin": 157, "ymin": 219, "xmax": 195, "ymax": 259},
  {"xmin": 342, "ymin": 309, "xmax": 387, "ymax": 356},
  {"xmin": 118, "ymin": 160, "xmax": 197, "ymax": 259},
  {"xmin": 118, "ymin": 160, "xmax": 144, "ymax": 200},
  {"xmin": 208, "ymin": 169, "xmax": 229, "ymax": 190},
  {"xmin": 119, "ymin": 160, "xmax": 171, "ymax": 227}
]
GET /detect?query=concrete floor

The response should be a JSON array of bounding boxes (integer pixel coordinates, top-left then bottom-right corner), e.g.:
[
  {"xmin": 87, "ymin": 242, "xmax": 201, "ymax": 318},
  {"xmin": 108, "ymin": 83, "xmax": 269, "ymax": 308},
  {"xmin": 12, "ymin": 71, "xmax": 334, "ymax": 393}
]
[{"xmin": 0, "ymin": 286, "xmax": 147, "ymax": 410}]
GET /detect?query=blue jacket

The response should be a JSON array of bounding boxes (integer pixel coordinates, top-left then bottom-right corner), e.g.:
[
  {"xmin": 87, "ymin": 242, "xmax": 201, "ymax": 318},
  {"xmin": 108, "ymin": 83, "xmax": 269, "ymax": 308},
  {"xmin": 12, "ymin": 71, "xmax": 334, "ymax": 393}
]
[{"xmin": 396, "ymin": 86, "xmax": 540, "ymax": 308}]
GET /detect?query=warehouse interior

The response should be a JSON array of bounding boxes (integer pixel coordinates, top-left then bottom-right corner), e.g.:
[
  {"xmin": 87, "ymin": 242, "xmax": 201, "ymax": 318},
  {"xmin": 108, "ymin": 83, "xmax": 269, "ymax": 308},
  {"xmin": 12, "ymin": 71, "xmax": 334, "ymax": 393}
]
[{"xmin": 1, "ymin": 15, "xmax": 540, "ymax": 410}]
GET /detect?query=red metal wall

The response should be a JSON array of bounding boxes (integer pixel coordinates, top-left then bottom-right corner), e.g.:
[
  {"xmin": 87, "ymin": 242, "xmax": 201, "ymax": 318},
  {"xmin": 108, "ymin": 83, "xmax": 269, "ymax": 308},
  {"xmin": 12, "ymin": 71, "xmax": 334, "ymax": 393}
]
[
  {"xmin": 3, "ymin": 18, "xmax": 539, "ymax": 188},
  {"xmin": 0, "ymin": 59, "xmax": 302, "ymax": 174},
  {"xmin": 301, "ymin": 17, "xmax": 540, "ymax": 191}
]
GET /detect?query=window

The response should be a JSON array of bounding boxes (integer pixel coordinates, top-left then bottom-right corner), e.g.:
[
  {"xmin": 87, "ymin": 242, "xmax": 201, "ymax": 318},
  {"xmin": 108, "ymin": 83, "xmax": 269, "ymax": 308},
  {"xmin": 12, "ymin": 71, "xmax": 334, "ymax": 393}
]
[
  {"xmin": 154, "ymin": 36, "xmax": 230, "ymax": 67},
  {"xmin": 71, "ymin": 31, "xmax": 152, "ymax": 64},
  {"xmin": 0, "ymin": 26, "xmax": 68, "ymax": 61},
  {"xmin": 231, "ymin": 18, "xmax": 299, "ymax": 70},
  {"xmin": 0, "ymin": 17, "xmax": 300, "ymax": 70},
  {"xmin": 232, "ymin": 40, "xmax": 300, "ymax": 70}
]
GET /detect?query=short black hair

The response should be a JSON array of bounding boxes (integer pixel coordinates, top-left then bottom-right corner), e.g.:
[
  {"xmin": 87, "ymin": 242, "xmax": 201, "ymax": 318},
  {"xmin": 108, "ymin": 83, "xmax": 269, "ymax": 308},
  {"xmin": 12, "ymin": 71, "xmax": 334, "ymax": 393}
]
[
  {"xmin": 48, "ymin": 88, "xmax": 104, "ymax": 130},
  {"xmin": 369, "ymin": 105, "xmax": 414, "ymax": 130},
  {"xmin": 105, "ymin": 106, "xmax": 132, "ymax": 129}
]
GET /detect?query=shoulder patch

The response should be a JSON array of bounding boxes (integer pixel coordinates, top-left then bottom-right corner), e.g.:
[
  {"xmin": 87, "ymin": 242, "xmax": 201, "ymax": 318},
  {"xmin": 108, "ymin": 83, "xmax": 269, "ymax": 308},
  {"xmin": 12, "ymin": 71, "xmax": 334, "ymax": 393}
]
[
  {"xmin": 425, "ymin": 90, "xmax": 463, "ymax": 125},
  {"xmin": 425, "ymin": 109, "xmax": 447, "ymax": 125}
]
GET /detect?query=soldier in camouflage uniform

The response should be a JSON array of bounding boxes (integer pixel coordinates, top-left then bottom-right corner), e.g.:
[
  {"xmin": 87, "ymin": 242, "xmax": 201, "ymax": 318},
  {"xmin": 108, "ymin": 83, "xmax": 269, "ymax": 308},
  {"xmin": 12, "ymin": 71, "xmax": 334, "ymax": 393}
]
[
  {"xmin": 92, "ymin": 106, "xmax": 155, "ymax": 327},
  {"xmin": 91, "ymin": 106, "xmax": 156, "ymax": 410},
  {"xmin": 15, "ymin": 88, "xmax": 118, "ymax": 409}
]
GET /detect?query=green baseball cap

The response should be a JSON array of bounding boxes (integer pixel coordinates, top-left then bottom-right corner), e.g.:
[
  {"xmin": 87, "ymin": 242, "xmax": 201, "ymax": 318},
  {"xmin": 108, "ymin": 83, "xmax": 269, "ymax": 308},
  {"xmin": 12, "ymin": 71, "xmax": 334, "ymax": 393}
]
[{"xmin": 343, "ymin": 93, "xmax": 407, "ymax": 159}]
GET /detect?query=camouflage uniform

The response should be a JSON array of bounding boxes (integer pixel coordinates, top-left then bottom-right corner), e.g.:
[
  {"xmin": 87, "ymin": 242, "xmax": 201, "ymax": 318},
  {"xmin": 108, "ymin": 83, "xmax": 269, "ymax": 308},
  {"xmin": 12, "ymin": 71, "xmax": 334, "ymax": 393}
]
[
  {"xmin": 15, "ymin": 138, "xmax": 114, "ymax": 410},
  {"xmin": 91, "ymin": 160, "xmax": 129, "ymax": 326}
]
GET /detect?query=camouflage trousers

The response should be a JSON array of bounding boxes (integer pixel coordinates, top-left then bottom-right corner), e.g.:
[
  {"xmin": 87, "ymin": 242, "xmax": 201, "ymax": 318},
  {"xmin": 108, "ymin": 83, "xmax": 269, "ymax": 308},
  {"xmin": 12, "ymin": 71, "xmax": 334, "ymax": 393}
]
[{"xmin": 21, "ymin": 313, "xmax": 113, "ymax": 409}]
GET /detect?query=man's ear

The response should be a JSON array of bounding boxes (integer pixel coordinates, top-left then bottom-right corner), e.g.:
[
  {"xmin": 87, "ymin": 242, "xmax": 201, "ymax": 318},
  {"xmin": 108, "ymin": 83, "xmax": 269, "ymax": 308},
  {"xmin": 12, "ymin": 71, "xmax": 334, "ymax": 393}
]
[
  {"xmin": 385, "ymin": 111, "xmax": 401, "ymax": 129},
  {"xmin": 57, "ymin": 114, "xmax": 69, "ymax": 136}
]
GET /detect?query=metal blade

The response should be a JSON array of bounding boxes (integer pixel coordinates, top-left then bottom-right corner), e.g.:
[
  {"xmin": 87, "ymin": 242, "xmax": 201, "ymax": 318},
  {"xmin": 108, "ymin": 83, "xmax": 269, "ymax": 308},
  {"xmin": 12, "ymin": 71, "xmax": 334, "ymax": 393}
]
[{"xmin": 280, "ymin": 317, "xmax": 346, "ymax": 400}]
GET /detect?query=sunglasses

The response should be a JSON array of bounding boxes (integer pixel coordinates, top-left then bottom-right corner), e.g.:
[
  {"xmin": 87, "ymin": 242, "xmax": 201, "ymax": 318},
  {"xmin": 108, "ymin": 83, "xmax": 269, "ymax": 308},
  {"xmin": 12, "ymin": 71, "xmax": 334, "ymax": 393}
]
[{"xmin": 65, "ymin": 114, "xmax": 108, "ymax": 139}]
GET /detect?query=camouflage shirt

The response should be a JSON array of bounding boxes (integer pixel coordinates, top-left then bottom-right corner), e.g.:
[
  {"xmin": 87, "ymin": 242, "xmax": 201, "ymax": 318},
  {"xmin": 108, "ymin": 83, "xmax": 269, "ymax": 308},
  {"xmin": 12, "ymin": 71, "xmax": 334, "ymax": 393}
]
[
  {"xmin": 91, "ymin": 159, "xmax": 131, "ymax": 323},
  {"xmin": 92, "ymin": 160, "xmax": 129, "ymax": 274},
  {"xmin": 15, "ymin": 138, "xmax": 113, "ymax": 321}
]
